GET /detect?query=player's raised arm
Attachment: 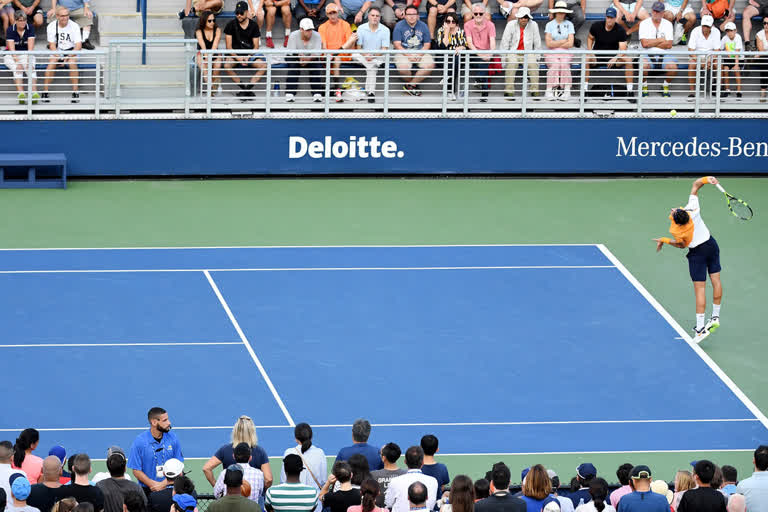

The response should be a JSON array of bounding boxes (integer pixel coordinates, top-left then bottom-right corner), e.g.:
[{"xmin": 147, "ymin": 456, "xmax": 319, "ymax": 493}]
[{"xmin": 690, "ymin": 176, "xmax": 719, "ymax": 195}]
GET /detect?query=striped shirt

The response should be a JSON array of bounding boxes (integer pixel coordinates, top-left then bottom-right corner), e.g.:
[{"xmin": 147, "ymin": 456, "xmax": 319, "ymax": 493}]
[
  {"xmin": 265, "ymin": 483, "xmax": 319, "ymax": 512},
  {"xmin": 214, "ymin": 463, "xmax": 265, "ymax": 502}
]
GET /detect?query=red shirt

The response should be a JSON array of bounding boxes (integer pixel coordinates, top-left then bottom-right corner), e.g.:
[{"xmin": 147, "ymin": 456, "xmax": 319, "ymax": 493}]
[{"xmin": 517, "ymin": 25, "xmax": 525, "ymax": 50}]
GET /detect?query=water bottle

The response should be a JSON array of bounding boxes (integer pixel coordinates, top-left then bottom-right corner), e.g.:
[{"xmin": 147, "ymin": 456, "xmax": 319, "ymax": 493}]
[{"xmin": 273, "ymin": 82, "xmax": 280, "ymax": 97}]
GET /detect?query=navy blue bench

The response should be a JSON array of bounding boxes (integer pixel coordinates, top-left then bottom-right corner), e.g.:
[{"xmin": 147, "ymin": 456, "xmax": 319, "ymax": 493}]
[{"xmin": 0, "ymin": 153, "xmax": 67, "ymax": 189}]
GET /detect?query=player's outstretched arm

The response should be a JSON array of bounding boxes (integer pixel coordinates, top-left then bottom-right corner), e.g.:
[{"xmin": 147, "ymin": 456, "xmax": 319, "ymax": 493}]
[
  {"xmin": 652, "ymin": 237, "xmax": 686, "ymax": 251},
  {"xmin": 691, "ymin": 176, "xmax": 719, "ymax": 195}
]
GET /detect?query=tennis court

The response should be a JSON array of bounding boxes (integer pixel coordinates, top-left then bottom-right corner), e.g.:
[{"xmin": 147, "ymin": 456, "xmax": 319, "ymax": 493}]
[{"xmin": 3, "ymin": 243, "xmax": 767, "ymax": 460}]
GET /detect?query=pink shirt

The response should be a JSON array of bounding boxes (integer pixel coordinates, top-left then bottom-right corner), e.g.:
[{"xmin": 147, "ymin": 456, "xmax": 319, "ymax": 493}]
[
  {"xmin": 12, "ymin": 454, "xmax": 43, "ymax": 484},
  {"xmin": 348, "ymin": 506, "xmax": 387, "ymax": 512},
  {"xmin": 609, "ymin": 485, "xmax": 632, "ymax": 508},
  {"xmin": 465, "ymin": 20, "xmax": 496, "ymax": 50}
]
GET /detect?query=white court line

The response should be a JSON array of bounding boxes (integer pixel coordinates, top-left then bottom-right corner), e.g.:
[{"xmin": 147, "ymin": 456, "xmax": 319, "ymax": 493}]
[
  {"xmin": 0, "ymin": 244, "xmax": 598, "ymax": 251},
  {"xmin": 0, "ymin": 418, "xmax": 757, "ymax": 432},
  {"xmin": 203, "ymin": 270, "xmax": 295, "ymax": 427},
  {"xmin": 0, "ymin": 342, "xmax": 242, "ymax": 348},
  {"xmin": 0, "ymin": 265, "xmax": 616, "ymax": 274},
  {"xmin": 597, "ymin": 243, "xmax": 768, "ymax": 431}
]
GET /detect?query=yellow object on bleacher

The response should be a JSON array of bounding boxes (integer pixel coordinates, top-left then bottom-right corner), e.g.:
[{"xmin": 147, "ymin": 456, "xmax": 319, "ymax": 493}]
[{"xmin": 342, "ymin": 77, "xmax": 360, "ymax": 90}]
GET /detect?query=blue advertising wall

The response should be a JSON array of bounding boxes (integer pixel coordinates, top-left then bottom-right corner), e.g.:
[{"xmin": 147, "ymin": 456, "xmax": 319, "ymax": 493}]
[{"xmin": 2, "ymin": 118, "xmax": 767, "ymax": 175}]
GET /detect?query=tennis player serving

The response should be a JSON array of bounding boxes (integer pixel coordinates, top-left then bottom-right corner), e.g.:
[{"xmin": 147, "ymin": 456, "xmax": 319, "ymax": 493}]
[{"xmin": 653, "ymin": 176, "xmax": 722, "ymax": 343}]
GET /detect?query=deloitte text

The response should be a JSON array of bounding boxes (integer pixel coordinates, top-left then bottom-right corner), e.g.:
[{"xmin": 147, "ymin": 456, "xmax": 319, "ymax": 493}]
[
  {"xmin": 289, "ymin": 136, "xmax": 405, "ymax": 159},
  {"xmin": 616, "ymin": 136, "xmax": 768, "ymax": 158}
]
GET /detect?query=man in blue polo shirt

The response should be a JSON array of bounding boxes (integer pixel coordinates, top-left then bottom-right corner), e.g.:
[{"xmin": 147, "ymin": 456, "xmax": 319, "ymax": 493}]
[
  {"xmin": 335, "ymin": 419, "xmax": 382, "ymax": 471},
  {"xmin": 128, "ymin": 407, "xmax": 183, "ymax": 494},
  {"xmin": 4, "ymin": 10, "xmax": 40, "ymax": 104}
]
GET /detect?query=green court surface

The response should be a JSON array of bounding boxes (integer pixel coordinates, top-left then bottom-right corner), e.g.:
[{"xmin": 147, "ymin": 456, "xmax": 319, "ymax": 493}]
[{"xmin": 3, "ymin": 177, "xmax": 766, "ymax": 489}]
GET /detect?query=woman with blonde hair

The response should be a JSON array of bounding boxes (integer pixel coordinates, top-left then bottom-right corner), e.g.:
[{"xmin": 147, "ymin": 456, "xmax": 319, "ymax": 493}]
[
  {"xmin": 203, "ymin": 415, "xmax": 273, "ymax": 491},
  {"xmin": 672, "ymin": 470, "xmax": 695, "ymax": 510},
  {"xmin": 52, "ymin": 498, "xmax": 78, "ymax": 512}
]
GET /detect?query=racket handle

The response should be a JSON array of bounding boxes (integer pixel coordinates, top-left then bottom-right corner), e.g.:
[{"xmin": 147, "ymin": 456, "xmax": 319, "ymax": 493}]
[{"xmin": 715, "ymin": 183, "xmax": 726, "ymax": 193}]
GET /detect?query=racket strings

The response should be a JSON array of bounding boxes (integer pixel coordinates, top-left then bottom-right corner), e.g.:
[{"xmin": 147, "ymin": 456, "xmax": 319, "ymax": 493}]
[{"xmin": 729, "ymin": 198, "xmax": 753, "ymax": 220}]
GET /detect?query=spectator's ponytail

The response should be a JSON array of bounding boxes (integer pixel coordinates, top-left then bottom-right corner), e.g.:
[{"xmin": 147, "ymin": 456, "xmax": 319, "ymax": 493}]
[
  {"xmin": 588, "ymin": 478, "xmax": 609, "ymax": 512},
  {"xmin": 294, "ymin": 423, "xmax": 313, "ymax": 453},
  {"xmin": 360, "ymin": 479, "xmax": 380, "ymax": 512},
  {"xmin": 13, "ymin": 428, "xmax": 39, "ymax": 468}
]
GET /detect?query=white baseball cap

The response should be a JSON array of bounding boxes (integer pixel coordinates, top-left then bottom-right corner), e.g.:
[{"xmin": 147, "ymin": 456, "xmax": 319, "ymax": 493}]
[
  {"xmin": 724, "ymin": 21, "xmax": 736, "ymax": 31},
  {"xmin": 516, "ymin": 6, "xmax": 532, "ymax": 18},
  {"xmin": 701, "ymin": 14, "xmax": 714, "ymax": 26},
  {"xmin": 299, "ymin": 17, "xmax": 314, "ymax": 30},
  {"xmin": 163, "ymin": 458, "xmax": 184, "ymax": 478}
]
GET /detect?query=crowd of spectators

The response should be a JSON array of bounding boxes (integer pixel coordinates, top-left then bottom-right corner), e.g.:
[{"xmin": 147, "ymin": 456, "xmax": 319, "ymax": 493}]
[{"xmin": 1, "ymin": 411, "xmax": 767, "ymax": 512}]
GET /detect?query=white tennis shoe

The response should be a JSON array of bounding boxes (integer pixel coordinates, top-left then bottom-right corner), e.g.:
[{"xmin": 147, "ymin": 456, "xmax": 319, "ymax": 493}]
[{"xmin": 693, "ymin": 325, "xmax": 710, "ymax": 344}]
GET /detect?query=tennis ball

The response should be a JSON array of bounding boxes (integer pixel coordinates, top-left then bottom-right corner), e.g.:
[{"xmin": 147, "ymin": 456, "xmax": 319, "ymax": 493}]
[{"xmin": 670, "ymin": 109, "xmax": 677, "ymax": 117}]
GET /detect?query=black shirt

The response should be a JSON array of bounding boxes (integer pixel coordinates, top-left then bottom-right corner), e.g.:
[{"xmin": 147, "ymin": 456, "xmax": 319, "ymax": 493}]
[
  {"xmin": 57, "ymin": 483, "xmax": 105, "ymax": 512},
  {"xmin": 589, "ymin": 21, "xmax": 627, "ymax": 51},
  {"xmin": 323, "ymin": 489, "xmax": 361, "ymax": 512},
  {"xmin": 677, "ymin": 487, "xmax": 727, "ymax": 512},
  {"xmin": 27, "ymin": 484, "xmax": 66, "ymax": 512},
  {"xmin": 224, "ymin": 19, "xmax": 261, "ymax": 50},
  {"xmin": 474, "ymin": 492, "xmax": 527, "ymax": 512}
]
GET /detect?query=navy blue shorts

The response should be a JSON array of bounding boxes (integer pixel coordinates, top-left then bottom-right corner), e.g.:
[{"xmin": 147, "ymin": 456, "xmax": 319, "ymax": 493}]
[{"xmin": 686, "ymin": 236, "xmax": 721, "ymax": 282}]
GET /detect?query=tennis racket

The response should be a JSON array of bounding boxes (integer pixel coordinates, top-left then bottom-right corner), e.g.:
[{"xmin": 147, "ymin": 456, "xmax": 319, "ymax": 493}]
[{"xmin": 715, "ymin": 183, "xmax": 753, "ymax": 220}]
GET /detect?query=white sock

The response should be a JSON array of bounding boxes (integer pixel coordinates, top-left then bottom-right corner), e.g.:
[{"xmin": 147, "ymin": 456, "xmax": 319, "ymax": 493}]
[
  {"xmin": 642, "ymin": 81, "xmax": 648, "ymax": 88},
  {"xmin": 712, "ymin": 304, "xmax": 721, "ymax": 318},
  {"xmin": 696, "ymin": 313, "xmax": 705, "ymax": 330},
  {"xmin": 266, "ymin": 31, "xmax": 272, "ymax": 37},
  {"xmin": 663, "ymin": 80, "xmax": 670, "ymax": 87},
  {"xmin": 627, "ymin": 83, "xmax": 633, "ymax": 91},
  {"xmin": 83, "ymin": 26, "xmax": 91, "ymax": 40},
  {"xmin": 285, "ymin": 28, "xmax": 291, "ymax": 36},
  {"xmin": 583, "ymin": 81, "xmax": 589, "ymax": 89}
]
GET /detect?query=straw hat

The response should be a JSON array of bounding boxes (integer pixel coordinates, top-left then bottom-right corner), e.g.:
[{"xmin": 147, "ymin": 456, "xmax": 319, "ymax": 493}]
[{"xmin": 549, "ymin": 0, "xmax": 573, "ymax": 13}]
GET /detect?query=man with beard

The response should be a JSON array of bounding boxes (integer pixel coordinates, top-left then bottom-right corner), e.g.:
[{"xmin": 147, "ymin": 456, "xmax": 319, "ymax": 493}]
[{"xmin": 128, "ymin": 408, "xmax": 184, "ymax": 496}]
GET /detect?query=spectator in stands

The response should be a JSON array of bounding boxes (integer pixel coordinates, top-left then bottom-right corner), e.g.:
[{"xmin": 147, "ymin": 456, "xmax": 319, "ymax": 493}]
[
  {"xmin": 264, "ymin": 0, "xmax": 292, "ymax": 47},
  {"xmin": 95, "ymin": 448, "xmax": 145, "ymax": 512},
  {"xmin": 758, "ymin": 20, "xmax": 768, "ymax": 102},
  {"xmin": 170, "ymin": 494, "xmax": 195, "ymax": 512},
  {"xmin": 544, "ymin": 0, "xmax": 575, "ymax": 100},
  {"xmin": 548, "ymin": 0, "xmax": 584, "ymax": 34},
  {"xmin": 672, "ymin": 470, "xmax": 694, "ymax": 510},
  {"xmin": 294, "ymin": 0, "xmax": 326, "ymax": 27},
  {"xmin": 349, "ymin": 478, "xmax": 386, "ymax": 512},
  {"xmin": 375, "ymin": 0, "xmax": 404, "ymax": 30},
  {"xmin": 285, "ymin": 17, "xmax": 324, "ymax": 102},
  {"xmin": 350, "ymin": 6, "xmax": 389, "ymax": 102},
  {"xmin": 334, "ymin": 0, "xmax": 372, "ymax": 25},
  {"xmin": 42, "ymin": 7, "xmax": 82, "ymax": 104},
  {"xmin": 12, "ymin": 431, "xmax": 42, "ymax": 485},
  {"xmin": 122, "ymin": 492, "xmax": 145, "ymax": 512},
  {"xmin": 47, "ymin": 0, "xmax": 95, "ymax": 49},
  {"xmin": 500, "ymin": 6, "xmax": 541, "ymax": 100},
  {"xmin": 473, "ymin": 479, "xmax": 489, "ymax": 502},
  {"xmin": 497, "ymin": 0, "xmax": 542, "ymax": 22},
  {"xmin": 725, "ymin": 494, "xmax": 745, "ymax": 512},
  {"xmin": 1, "ymin": 488, "xmax": 6, "ymax": 512},
  {"xmin": 148, "ymin": 459, "xmax": 184, "ymax": 512},
  {"xmin": 433, "ymin": 11, "xmax": 467, "ymax": 101},
  {"xmin": 649, "ymin": 480, "xmax": 672, "ymax": 509},
  {"xmin": 47, "ymin": 448, "xmax": 70, "ymax": 485},
  {"xmin": 11, "ymin": 0, "xmax": 44, "ymax": 28},
  {"xmin": 425, "ymin": 0, "xmax": 453, "ymax": 40},
  {"xmin": 475, "ymin": 464, "xmax": 525, "ymax": 512},
  {"xmin": 736, "ymin": 446, "xmax": 768, "ymax": 511},
  {"xmin": 266, "ymin": 454, "xmax": 319, "ymax": 512},
  {"xmin": 720, "ymin": 465, "xmax": 737, "ymax": 497},
  {"xmin": 465, "ymin": 3, "xmax": 495, "ymax": 101},
  {"xmin": 385, "ymin": 447, "xmax": 438, "ymax": 512},
  {"xmin": 204, "ymin": 416, "xmax": 272, "ymax": 493},
  {"xmin": 127, "ymin": 408, "xmax": 183, "ymax": 495},
  {"xmin": 700, "ymin": 0, "xmax": 733, "ymax": 32},
  {"xmin": 568, "ymin": 464, "xmax": 596, "ymax": 508},
  {"xmin": 407, "ymin": 482, "xmax": 429, "ymax": 511},
  {"xmin": 608, "ymin": 464, "xmax": 633, "ymax": 509},
  {"xmin": 195, "ymin": 11, "xmax": 222, "ymax": 96},
  {"xmin": 3, "ymin": 12, "xmax": 39, "ymax": 103},
  {"xmin": 612, "ymin": 0, "xmax": 647, "ymax": 35},
  {"xmin": 638, "ymin": 1, "xmax": 676, "ymax": 98},
  {"xmin": 521, "ymin": 465, "xmax": 559, "ymax": 511},
  {"xmin": 618, "ymin": 466, "xmax": 669, "ymax": 512},
  {"xmin": 419, "ymin": 436, "xmax": 449, "ymax": 500},
  {"xmin": 8, "ymin": 475, "xmax": 39, "ymax": 512},
  {"xmin": 318, "ymin": 3, "xmax": 353, "ymax": 101},
  {"xmin": 719, "ymin": 22, "xmax": 742, "ymax": 98},
  {"xmin": 371, "ymin": 443, "xmax": 405, "ymax": 508},
  {"xmin": 677, "ymin": 460, "xmax": 727, "ymax": 512},
  {"xmin": 584, "ymin": 7, "xmax": 633, "ymax": 98},
  {"xmin": 66, "ymin": 455, "xmax": 104, "ymax": 512},
  {"xmin": 460, "ymin": 0, "xmax": 489, "ymax": 23},
  {"xmin": 213, "ymin": 443, "xmax": 264, "ymax": 502},
  {"xmin": 222, "ymin": 2, "xmax": 267, "ymax": 98},
  {"xmin": 319, "ymin": 461, "xmax": 360, "ymax": 512},
  {"xmin": 437, "ymin": 475, "xmax": 472, "ymax": 512},
  {"xmin": 546, "ymin": 471, "xmax": 572, "ymax": 512},
  {"xmin": 741, "ymin": 0, "xmax": 768, "ymax": 46},
  {"xmin": 209, "ymin": 466, "xmax": 259, "ymax": 512},
  {"xmin": 686, "ymin": 14, "xmax": 720, "ymax": 100},
  {"xmin": 2, "ymin": 443, "xmax": 27, "ymax": 510},
  {"xmin": 661, "ymin": 0, "xmax": 694, "ymax": 44},
  {"xmin": 393, "ymin": 5, "xmax": 434, "ymax": 96},
  {"xmin": 335, "ymin": 420, "xmax": 382, "ymax": 472},
  {"xmin": 180, "ymin": 0, "xmax": 223, "ymax": 19},
  {"xmin": 575, "ymin": 478, "xmax": 612, "ymax": 512},
  {"xmin": 280, "ymin": 423, "xmax": 326, "ymax": 511},
  {"xmin": 349, "ymin": 455, "xmax": 373, "ymax": 489},
  {"xmin": 27, "ymin": 457, "xmax": 63, "ymax": 512}
]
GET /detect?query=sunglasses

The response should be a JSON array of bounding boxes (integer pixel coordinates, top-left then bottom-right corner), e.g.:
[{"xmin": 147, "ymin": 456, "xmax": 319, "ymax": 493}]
[
  {"xmin": 445, "ymin": 18, "xmax": 456, "ymax": 23},
  {"xmin": 207, "ymin": 18, "xmax": 215, "ymax": 22},
  {"xmin": 473, "ymin": 12, "xmax": 484, "ymax": 15}
]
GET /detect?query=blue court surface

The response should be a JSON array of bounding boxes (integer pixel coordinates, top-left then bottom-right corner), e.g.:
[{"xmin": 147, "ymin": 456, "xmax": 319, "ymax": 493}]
[{"xmin": 1, "ymin": 244, "xmax": 767, "ymax": 458}]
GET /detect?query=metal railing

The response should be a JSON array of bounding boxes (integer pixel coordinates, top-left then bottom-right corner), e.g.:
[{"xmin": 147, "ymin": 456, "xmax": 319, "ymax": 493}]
[{"xmin": 2, "ymin": 44, "xmax": 768, "ymax": 118}]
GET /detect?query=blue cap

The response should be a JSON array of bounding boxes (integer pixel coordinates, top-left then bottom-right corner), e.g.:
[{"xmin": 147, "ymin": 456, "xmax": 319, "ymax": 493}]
[
  {"xmin": 605, "ymin": 6, "xmax": 617, "ymax": 17},
  {"xmin": 651, "ymin": 1, "xmax": 665, "ymax": 11},
  {"xmin": 521, "ymin": 467, "xmax": 530, "ymax": 481},
  {"xmin": 49, "ymin": 445, "xmax": 66, "ymax": 464},
  {"xmin": 577, "ymin": 463, "xmax": 597, "ymax": 479},
  {"xmin": 690, "ymin": 460, "xmax": 699, "ymax": 467},
  {"xmin": 172, "ymin": 494, "xmax": 197, "ymax": 512},
  {"xmin": 10, "ymin": 475, "xmax": 31, "ymax": 501}
]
